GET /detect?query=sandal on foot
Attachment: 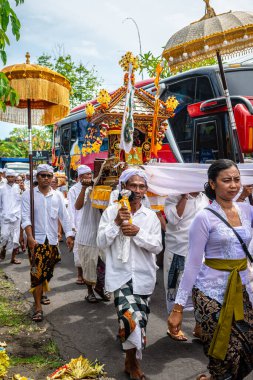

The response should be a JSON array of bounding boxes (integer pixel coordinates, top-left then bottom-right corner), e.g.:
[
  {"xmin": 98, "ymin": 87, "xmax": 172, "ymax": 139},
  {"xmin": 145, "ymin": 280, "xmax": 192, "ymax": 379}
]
[
  {"xmin": 94, "ymin": 287, "xmax": 111, "ymax": 302},
  {"xmin": 32, "ymin": 310, "xmax": 43, "ymax": 322},
  {"xmin": 85, "ymin": 293, "xmax": 99, "ymax": 303},
  {"xmin": 10, "ymin": 259, "xmax": 21, "ymax": 264},
  {"xmin": 41, "ymin": 295, "xmax": 50, "ymax": 305},
  {"xmin": 196, "ymin": 375, "xmax": 211, "ymax": 380},
  {"xmin": 76, "ymin": 279, "xmax": 86, "ymax": 285},
  {"xmin": 167, "ymin": 329, "xmax": 188, "ymax": 341}
]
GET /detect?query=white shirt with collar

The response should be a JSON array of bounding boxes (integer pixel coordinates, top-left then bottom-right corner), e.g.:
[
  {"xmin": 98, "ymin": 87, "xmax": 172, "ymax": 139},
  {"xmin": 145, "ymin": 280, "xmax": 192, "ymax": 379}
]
[
  {"xmin": 164, "ymin": 192, "xmax": 209, "ymax": 257},
  {"xmin": 0, "ymin": 183, "xmax": 21, "ymax": 223},
  {"xmin": 97, "ymin": 204, "xmax": 162, "ymax": 295},
  {"xmin": 21, "ymin": 186, "xmax": 73, "ymax": 245},
  {"xmin": 67, "ymin": 181, "xmax": 83, "ymax": 231}
]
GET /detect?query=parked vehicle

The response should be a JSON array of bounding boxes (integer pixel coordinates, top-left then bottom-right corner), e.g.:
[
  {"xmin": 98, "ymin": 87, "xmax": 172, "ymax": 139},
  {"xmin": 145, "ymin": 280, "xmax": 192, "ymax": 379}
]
[
  {"xmin": 53, "ymin": 62, "xmax": 253, "ymax": 179},
  {"xmin": 4, "ymin": 161, "xmax": 29, "ymax": 174}
]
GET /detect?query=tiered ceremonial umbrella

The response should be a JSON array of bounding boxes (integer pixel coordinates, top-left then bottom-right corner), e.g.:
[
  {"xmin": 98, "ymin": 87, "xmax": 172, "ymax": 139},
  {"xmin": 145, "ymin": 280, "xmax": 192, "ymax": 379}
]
[
  {"xmin": 0, "ymin": 52, "xmax": 71, "ymax": 232},
  {"xmin": 162, "ymin": 0, "xmax": 253, "ymax": 162}
]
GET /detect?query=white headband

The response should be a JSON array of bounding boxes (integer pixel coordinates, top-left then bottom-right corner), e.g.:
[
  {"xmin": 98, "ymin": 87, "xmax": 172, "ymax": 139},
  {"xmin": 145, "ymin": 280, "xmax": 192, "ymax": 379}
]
[
  {"xmin": 119, "ymin": 168, "xmax": 148, "ymax": 191},
  {"xmin": 78, "ymin": 165, "xmax": 92, "ymax": 176}
]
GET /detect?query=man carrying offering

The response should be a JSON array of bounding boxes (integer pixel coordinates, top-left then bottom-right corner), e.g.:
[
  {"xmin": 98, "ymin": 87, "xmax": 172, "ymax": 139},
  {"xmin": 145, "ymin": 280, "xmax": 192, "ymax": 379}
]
[{"xmin": 97, "ymin": 168, "xmax": 162, "ymax": 380}]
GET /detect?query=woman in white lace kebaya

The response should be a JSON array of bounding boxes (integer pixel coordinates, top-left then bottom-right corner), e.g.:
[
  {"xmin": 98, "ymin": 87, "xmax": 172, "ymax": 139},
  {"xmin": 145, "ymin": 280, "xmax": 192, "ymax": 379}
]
[{"xmin": 168, "ymin": 159, "xmax": 253, "ymax": 380}]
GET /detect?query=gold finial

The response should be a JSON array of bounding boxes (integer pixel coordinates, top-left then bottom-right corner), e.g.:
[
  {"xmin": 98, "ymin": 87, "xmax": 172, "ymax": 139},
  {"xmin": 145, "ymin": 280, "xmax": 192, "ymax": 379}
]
[
  {"xmin": 25, "ymin": 52, "xmax": 30, "ymax": 64},
  {"xmin": 202, "ymin": 0, "xmax": 216, "ymax": 19}
]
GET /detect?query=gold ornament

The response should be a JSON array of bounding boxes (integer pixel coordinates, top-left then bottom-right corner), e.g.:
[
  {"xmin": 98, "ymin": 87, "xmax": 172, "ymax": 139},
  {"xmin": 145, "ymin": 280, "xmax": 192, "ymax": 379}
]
[
  {"xmin": 119, "ymin": 51, "xmax": 139, "ymax": 73},
  {"xmin": 85, "ymin": 103, "xmax": 95, "ymax": 118},
  {"xmin": 97, "ymin": 89, "xmax": 111, "ymax": 108}
]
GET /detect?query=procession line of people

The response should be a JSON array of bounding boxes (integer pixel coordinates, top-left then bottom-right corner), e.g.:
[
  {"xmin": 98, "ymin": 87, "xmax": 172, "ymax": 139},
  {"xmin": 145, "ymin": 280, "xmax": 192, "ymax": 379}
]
[{"xmin": 1, "ymin": 159, "xmax": 253, "ymax": 379}]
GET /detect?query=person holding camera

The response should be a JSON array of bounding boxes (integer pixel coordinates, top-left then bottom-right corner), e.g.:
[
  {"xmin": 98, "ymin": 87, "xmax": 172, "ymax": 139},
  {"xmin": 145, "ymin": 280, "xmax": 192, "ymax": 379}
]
[{"xmin": 75, "ymin": 165, "xmax": 109, "ymax": 303}]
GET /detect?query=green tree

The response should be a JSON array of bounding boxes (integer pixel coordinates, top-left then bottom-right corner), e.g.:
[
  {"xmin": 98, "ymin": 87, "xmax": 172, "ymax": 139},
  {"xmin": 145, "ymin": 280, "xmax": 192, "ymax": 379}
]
[
  {"xmin": 0, "ymin": 0, "xmax": 24, "ymax": 110},
  {"xmin": 139, "ymin": 50, "xmax": 216, "ymax": 79},
  {"xmin": 0, "ymin": 126, "xmax": 52, "ymax": 157},
  {"xmin": 37, "ymin": 53, "xmax": 103, "ymax": 108}
]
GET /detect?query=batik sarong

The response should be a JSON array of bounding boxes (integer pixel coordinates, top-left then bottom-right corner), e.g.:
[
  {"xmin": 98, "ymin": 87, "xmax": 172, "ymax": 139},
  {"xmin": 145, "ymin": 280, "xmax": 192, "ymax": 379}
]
[
  {"xmin": 114, "ymin": 279, "xmax": 150, "ymax": 351},
  {"xmin": 192, "ymin": 287, "xmax": 253, "ymax": 380},
  {"xmin": 28, "ymin": 241, "xmax": 60, "ymax": 292}
]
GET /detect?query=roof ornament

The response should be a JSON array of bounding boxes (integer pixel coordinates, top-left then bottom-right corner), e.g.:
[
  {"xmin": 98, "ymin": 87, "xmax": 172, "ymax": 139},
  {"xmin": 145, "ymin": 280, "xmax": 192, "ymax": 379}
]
[
  {"xmin": 200, "ymin": 0, "xmax": 216, "ymax": 21},
  {"xmin": 25, "ymin": 52, "xmax": 30, "ymax": 64}
]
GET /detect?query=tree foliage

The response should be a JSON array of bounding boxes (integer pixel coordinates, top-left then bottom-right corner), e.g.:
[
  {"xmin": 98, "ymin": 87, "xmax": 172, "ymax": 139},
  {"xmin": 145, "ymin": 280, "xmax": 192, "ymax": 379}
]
[
  {"xmin": 0, "ymin": 126, "xmax": 52, "ymax": 157},
  {"xmin": 37, "ymin": 52, "xmax": 103, "ymax": 109},
  {"xmin": 0, "ymin": 0, "xmax": 24, "ymax": 110},
  {"xmin": 138, "ymin": 50, "xmax": 217, "ymax": 79}
]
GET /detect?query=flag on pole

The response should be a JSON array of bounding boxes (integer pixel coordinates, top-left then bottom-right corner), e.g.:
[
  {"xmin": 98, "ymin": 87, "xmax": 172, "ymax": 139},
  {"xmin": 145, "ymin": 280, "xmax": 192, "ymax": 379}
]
[{"xmin": 120, "ymin": 63, "xmax": 135, "ymax": 154}]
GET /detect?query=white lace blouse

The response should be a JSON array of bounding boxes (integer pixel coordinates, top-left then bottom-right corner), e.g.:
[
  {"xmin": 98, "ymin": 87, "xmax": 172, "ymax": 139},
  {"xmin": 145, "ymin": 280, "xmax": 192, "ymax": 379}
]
[{"xmin": 175, "ymin": 200, "xmax": 253, "ymax": 306}]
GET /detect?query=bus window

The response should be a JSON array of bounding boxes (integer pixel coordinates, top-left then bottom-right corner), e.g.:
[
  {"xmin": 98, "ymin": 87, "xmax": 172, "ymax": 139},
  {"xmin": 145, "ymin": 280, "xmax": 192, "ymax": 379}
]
[
  {"xmin": 162, "ymin": 77, "xmax": 197, "ymax": 104},
  {"xmin": 194, "ymin": 120, "xmax": 221, "ymax": 163},
  {"xmin": 71, "ymin": 121, "xmax": 78, "ymax": 142},
  {"xmin": 196, "ymin": 76, "xmax": 214, "ymax": 102},
  {"xmin": 61, "ymin": 126, "xmax": 71, "ymax": 155}
]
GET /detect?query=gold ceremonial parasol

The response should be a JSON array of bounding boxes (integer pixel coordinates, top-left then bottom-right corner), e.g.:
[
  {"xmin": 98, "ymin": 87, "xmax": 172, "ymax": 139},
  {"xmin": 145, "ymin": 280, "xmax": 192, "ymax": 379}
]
[
  {"xmin": 162, "ymin": 0, "xmax": 253, "ymax": 162},
  {"xmin": 0, "ymin": 52, "xmax": 71, "ymax": 233}
]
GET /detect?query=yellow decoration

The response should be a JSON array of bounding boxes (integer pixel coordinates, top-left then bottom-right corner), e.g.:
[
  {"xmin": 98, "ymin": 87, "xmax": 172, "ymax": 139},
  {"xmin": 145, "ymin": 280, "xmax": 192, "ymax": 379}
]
[
  {"xmin": 85, "ymin": 103, "xmax": 95, "ymax": 118},
  {"xmin": 0, "ymin": 54, "xmax": 70, "ymax": 125},
  {"xmin": 0, "ymin": 348, "xmax": 10, "ymax": 378},
  {"xmin": 119, "ymin": 51, "xmax": 139, "ymax": 72},
  {"xmin": 125, "ymin": 147, "xmax": 143, "ymax": 165},
  {"xmin": 12, "ymin": 375, "xmax": 34, "ymax": 380},
  {"xmin": 91, "ymin": 185, "xmax": 112, "ymax": 209},
  {"xmin": 66, "ymin": 356, "xmax": 105, "ymax": 379},
  {"xmin": 97, "ymin": 89, "xmax": 111, "ymax": 108},
  {"xmin": 165, "ymin": 96, "xmax": 179, "ymax": 117},
  {"xmin": 118, "ymin": 193, "xmax": 132, "ymax": 224}
]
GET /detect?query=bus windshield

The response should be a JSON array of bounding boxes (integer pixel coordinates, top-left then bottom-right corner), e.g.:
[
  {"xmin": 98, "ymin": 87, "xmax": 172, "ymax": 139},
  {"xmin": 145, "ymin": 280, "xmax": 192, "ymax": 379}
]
[{"xmin": 225, "ymin": 70, "xmax": 253, "ymax": 96}]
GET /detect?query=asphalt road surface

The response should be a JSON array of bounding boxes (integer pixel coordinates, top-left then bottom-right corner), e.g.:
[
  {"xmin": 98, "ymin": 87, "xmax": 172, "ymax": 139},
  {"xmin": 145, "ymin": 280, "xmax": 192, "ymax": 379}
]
[{"xmin": 2, "ymin": 244, "xmax": 252, "ymax": 380}]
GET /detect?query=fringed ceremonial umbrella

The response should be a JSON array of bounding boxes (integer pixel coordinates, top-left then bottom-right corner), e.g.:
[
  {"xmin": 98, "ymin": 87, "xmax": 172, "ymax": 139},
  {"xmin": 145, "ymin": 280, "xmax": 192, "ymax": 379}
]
[
  {"xmin": 0, "ymin": 52, "xmax": 71, "ymax": 233},
  {"xmin": 162, "ymin": 0, "xmax": 253, "ymax": 162}
]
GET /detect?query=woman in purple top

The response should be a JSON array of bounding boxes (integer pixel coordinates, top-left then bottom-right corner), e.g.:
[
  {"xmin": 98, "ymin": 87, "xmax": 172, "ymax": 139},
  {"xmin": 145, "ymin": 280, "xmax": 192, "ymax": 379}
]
[{"xmin": 168, "ymin": 159, "xmax": 253, "ymax": 380}]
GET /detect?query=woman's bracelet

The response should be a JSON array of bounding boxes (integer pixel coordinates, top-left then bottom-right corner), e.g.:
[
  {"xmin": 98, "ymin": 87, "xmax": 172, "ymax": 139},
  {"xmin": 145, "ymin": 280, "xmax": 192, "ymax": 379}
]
[{"xmin": 172, "ymin": 308, "xmax": 183, "ymax": 313}]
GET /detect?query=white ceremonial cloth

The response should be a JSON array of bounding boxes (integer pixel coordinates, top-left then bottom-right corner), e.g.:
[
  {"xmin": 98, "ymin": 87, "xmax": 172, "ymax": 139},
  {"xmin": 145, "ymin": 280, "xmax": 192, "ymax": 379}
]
[
  {"xmin": 21, "ymin": 187, "xmax": 73, "ymax": 245},
  {"xmin": 143, "ymin": 163, "xmax": 253, "ymax": 196},
  {"xmin": 0, "ymin": 183, "xmax": 21, "ymax": 223},
  {"xmin": 97, "ymin": 204, "xmax": 162, "ymax": 294}
]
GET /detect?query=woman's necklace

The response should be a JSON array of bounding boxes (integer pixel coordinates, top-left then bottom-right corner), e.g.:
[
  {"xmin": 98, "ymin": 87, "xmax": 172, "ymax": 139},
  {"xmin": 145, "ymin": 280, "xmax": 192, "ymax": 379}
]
[{"xmin": 221, "ymin": 205, "xmax": 241, "ymax": 227}]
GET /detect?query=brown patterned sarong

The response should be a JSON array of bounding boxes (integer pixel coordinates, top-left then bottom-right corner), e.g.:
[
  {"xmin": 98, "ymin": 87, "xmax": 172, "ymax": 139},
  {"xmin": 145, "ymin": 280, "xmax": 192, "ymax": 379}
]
[
  {"xmin": 28, "ymin": 241, "xmax": 60, "ymax": 292},
  {"xmin": 192, "ymin": 287, "xmax": 253, "ymax": 380}
]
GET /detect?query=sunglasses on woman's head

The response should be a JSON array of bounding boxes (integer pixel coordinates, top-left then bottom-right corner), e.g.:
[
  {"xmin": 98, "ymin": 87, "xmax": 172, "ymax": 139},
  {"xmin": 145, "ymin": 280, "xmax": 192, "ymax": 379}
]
[{"xmin": 38, "ymin": 173, "xmax": 53, "ymax": 178}]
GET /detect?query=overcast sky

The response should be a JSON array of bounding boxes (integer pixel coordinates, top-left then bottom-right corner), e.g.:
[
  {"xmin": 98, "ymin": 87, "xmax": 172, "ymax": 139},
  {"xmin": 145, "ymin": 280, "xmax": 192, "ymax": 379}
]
[{"xmin": 1, "ymin": 0, "xmax": 253, "ymax": 139}]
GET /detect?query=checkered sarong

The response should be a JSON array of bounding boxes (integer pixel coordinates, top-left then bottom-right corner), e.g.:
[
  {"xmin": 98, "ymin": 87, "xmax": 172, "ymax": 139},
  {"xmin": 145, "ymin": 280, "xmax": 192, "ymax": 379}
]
[{"xmin": 114, "ymin": 279, "xmax": 150, "ymax": 350}]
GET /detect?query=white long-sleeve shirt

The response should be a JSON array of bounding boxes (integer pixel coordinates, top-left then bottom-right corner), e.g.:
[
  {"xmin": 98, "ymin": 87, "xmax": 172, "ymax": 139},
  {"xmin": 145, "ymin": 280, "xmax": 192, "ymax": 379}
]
[
  {"xmin": 175, "ymin": 201, "xmax": 253, "ymax": 307},
  {"xmin": 97, "ymin": 204, "xmax": 162, "ymax": 295},
  {"xmin": 0, "ymin": 183, "xmax": 21, "ymax": 223},
  {"xmin": 67, "ymin": 182, "xmax": 83, "ymax": 230},
  {"xmin": 21, "ymin": 186, "xmax": 73, "ymax": 245},
  {"xmin": 76, "ymin": 187, "xmax": 101, "ymax": 247},
  {"xmin": 164, "ymin": 192, "xmax": 209, "ymax": 257}
]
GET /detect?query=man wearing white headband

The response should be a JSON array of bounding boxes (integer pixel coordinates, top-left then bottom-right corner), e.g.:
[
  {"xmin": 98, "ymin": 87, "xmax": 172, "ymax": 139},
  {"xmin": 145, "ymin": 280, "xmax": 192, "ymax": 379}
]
[
  {"xmin": 109, "ymin": 167, "xmax": 151, "ymax": 208},
  {"xmin": 75, "ymin": 165, "xmax": 109, "ymax": 303},
  {"xmin": 68, "ymin": 165, "xmax": 91, "ymax": 285},
  {"xmin": 22, "ymin": 164, "xmax": 74, "ymax": 322},
  {"xmin": 97, "ymin": 168, "xmax": 162, "ymax": 379},
  {"xmin": 0, "ymin": 168, "xmax": 22, "ymax": 265}
]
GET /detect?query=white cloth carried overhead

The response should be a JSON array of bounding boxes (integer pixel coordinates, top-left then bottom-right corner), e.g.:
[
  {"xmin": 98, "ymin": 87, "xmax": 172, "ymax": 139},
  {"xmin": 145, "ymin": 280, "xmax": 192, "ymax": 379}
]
[
  {"xmin": 77, "ymin": 165, "xmax": 91, "ymax": 176},
  {"xmin": 143, "ymin": 163, "xmax": 253, "ymax": 196}
]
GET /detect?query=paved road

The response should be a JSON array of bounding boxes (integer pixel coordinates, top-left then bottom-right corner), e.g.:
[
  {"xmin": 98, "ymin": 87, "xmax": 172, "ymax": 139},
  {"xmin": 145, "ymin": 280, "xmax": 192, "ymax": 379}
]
[{"xmin": 2, "ymin": 246, "xmax": 252, "ymax": 380}]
